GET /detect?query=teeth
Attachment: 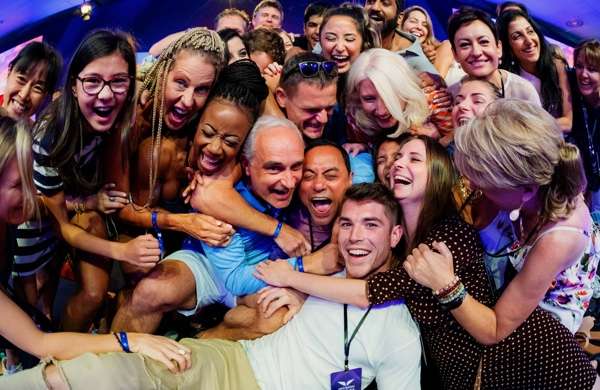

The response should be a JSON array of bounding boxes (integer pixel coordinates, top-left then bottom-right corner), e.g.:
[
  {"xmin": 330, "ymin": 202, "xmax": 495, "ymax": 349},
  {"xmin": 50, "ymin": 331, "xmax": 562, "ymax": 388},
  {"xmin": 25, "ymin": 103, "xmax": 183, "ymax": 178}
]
[
  {"xmin": 332, "ymin": 55, "xmax": 348, "ymax": 61},
  {"xmin": 349, "ymin": 249, "xmax": 369, "ymax": 256},
  {"xmin": 393, "ymin": 175, "xmax": 411, "ymax": 185}
]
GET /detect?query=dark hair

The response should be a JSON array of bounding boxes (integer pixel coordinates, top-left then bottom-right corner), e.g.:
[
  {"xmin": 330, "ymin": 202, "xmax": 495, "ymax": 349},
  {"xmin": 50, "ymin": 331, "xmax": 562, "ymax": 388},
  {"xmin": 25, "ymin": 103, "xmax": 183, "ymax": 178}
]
[
  {"xmin": 8, "ymin": 41, "xmax": 63, "ymax": 100},
  {"xmin": 397, "ymin": 135, "xmax": 457, "ymax": 252},
  {"xmin": 320, "ymin": 3, "xmax": 380, "ymax": 52},
  {"xmin": 305, "ymin": 138, "xmax": 351, "ymax": 174},
  {"xmin": 496, "ymin": 1, "xmax": 528, "ymax": 16},
  {"xmin": 342, "ymin": 183, "xmax": 401, "ymax": 226},
  {"xmin": 498, "ymin": 10, "xmax": 562, "ymax": 116},
  {"xmin": 219, "ymin": 28, "xmax": 249, "ymax": 64},
  {"xmin": 209, "ymin": 60, "xmax": 268, "ymax": 121},
  {"xmin": 244, "ymin": 28, "xmax": 286, "ymax": 65},
  {"xmin": 448, "ymin": 7, "xmax": 498, "ymax": 51},
  {"xmin": 279, "ymin": 51, "xmax": 338, "ymax": 94},
  {"xmin": 304, "ymin": 2, "xmax": 331, "ymax": 24},
  {"xmin": 36, "ymin": 29, "xmax": 137, "ymax": 194},
  {"xmin": 215, "ymin": 8, "xmax": 250, "ymax": 29}
]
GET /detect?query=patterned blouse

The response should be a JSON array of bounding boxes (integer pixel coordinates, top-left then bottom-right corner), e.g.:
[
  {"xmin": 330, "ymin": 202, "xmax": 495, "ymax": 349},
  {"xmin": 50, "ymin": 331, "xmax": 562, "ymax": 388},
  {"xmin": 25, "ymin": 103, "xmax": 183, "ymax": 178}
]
[{"xmin": 366, "ymin": 217, "xmax": 596, "ymax": 390}]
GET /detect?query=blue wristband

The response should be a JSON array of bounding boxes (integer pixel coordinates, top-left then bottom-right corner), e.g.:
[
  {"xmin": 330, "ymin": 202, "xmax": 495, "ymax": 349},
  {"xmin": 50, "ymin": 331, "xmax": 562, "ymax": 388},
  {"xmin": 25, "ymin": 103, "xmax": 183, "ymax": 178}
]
[
  {"xmin": 297, "ymin": 256, "xmax": 304, "ymax": 273},
  {"xmin": 115, "ymin": 331, "xmax": 131, "ymax": 353},
  {"xmin": 151, "ymin": 211, "xmax": 165, "ymax": 257},
  {"xmin": 272, "ymin": 221, "xmax": 283, "ymax": 239}
]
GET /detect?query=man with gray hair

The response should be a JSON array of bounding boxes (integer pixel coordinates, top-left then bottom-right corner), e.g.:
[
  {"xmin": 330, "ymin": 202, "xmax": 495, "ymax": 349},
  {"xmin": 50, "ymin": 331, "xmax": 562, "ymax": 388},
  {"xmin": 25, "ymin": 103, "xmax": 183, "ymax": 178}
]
[{"xmin": 110, "ymin": 116, "xmax": 305, "ymax": 333}]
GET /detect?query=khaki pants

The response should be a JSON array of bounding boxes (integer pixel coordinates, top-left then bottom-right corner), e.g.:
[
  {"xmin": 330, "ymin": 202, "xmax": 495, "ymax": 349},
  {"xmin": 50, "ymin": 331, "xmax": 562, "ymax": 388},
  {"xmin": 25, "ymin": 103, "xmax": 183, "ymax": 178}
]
[{"xmin": 0, "ymin": 339, "xmax": 260, "ymax": 390}]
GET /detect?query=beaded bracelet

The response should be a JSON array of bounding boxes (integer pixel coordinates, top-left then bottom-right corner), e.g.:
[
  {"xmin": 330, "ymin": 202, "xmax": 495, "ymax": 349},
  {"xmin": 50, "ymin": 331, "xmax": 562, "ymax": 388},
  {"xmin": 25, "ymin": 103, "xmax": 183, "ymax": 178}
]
[
  {"xmin": 438, "ymin": 282, "xmax": 465, "ymax": 304},
  {"xmin": 439, "ymin": 283, "xmax": 467, "ymax": 311},
  {"xmin": 433, "ymin": 276, "xmax": 460, "ymax": 297}
]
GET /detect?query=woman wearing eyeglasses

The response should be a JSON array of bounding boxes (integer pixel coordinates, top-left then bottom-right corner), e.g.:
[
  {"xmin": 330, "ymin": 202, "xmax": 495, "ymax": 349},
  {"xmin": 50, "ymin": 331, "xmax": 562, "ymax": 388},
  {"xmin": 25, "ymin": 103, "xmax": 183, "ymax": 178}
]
[{"xmin": 15, "ymin": 30, "xmax": 162, "ymax": 332}]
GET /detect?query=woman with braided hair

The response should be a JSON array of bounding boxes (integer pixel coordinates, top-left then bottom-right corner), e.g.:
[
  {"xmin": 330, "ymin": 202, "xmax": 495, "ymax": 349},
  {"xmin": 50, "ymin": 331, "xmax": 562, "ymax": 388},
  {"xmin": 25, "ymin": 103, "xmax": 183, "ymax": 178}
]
[
  {"xmin": 111, "ymin": 59, "xmax": 271, "ymax": 334},
  {"xmin": 106, "ymin": 28, "xmax": 235, "ymax": 268}
]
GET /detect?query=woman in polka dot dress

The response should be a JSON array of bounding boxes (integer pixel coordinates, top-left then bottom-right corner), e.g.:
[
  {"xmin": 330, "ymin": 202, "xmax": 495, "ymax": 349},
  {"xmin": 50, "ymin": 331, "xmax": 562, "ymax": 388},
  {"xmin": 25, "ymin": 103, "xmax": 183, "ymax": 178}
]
[{"xmin": 256, "ymin": 106, "xmax": 598, "ymax": 389}]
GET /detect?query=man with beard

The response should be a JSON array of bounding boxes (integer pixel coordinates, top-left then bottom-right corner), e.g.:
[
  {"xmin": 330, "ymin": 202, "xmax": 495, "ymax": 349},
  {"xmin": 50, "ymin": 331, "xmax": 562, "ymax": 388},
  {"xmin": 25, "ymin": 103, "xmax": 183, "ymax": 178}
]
[{"xmin": 364, "ymin": 0, "xmax": 438, "ymax": 75}]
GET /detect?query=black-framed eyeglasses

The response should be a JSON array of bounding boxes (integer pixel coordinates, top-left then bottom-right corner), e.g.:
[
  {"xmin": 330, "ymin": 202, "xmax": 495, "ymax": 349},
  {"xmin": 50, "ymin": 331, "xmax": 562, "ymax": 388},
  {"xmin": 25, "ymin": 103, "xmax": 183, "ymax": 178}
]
[
  {"xmin": 76, "ymin": 75, "xmax": 132, "ymax": 95},
  {"xmin": 282, "ymin": 61, "xmax": 338, "ymax": 82}
]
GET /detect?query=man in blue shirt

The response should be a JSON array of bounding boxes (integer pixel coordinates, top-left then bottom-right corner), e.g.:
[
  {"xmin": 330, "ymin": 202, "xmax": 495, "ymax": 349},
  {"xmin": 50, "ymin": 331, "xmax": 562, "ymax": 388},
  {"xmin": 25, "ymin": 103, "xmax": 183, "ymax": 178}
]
[{"xmin": 111, "ymin": 116, "xmax": 304, "ymax": 333}]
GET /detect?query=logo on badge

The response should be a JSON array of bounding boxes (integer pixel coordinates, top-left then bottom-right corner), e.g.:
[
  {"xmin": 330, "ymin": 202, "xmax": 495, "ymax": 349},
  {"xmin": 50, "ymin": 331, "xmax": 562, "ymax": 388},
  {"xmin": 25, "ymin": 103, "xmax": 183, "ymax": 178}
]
[{"xmin": 337, "ymin": 379, "xmax": 356, "ymax": 390}]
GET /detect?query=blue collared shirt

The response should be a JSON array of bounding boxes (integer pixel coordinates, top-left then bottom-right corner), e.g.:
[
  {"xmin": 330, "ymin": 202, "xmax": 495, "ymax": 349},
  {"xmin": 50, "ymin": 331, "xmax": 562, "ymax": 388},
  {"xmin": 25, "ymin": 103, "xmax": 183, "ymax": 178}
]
[{"xmin": 195, "ymin": 180, "xmax": 296, "ymax": 296}]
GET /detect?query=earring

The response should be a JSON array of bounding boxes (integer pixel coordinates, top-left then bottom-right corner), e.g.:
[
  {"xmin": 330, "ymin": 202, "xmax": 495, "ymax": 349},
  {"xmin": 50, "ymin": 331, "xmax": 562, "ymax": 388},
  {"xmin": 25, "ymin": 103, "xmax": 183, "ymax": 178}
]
[{"xmin": 509, "ymin": 207, "xmax": 520, "ymax": 222}]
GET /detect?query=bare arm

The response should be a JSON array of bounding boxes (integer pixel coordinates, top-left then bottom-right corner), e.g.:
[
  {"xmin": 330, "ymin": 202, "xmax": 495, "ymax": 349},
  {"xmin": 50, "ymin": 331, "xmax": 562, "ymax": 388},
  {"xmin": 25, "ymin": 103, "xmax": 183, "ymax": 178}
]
[
  {"xmin": 555, "ymin": 60, "xmax": 573, "ymax": 133},
  {"xmin": 254, "ymin": 260, "xmax": 369, "ymax": 308},
  {"xmin": 433, "ymin": 40, "xmax": 454, "ymax": 79},
  {"xmin": 42, "ymin": 192, "xmax": 160, "ymax": 266},
  {"xmin": 406, "ymin": 231, "xmax": 587, "ymax": 345},
  {"xmin": 149, "ymin": 31, "xmax": 186, "ymax": 57},
  {"xmin": 191, "ymin": 177, "xmax": 310, "ymax": 256},
  {"xmin": 0, "ymin": 290, "xmax": 190, "ymax": 371}
]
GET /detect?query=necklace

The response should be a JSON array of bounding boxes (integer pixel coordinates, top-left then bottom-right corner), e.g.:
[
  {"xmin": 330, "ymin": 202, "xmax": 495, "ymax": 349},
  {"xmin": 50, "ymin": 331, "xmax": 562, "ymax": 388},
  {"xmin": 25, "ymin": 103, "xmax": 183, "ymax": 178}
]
[{"xmin": 582, "ymin": 99, "xmax": 600, "ymax": 176}]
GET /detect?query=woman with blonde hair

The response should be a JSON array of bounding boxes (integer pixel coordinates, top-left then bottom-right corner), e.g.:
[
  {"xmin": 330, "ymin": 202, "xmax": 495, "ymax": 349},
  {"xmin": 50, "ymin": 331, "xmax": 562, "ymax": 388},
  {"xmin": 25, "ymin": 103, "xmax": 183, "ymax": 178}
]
[
  {"xmin": 417, "ymin": 99, "xmax": 598, "ymax": 336},
  {"xmin": 0, "ymin": 116, "xmax": 192, "ymax": 386},
  {"xmin": 345, "ymin": 48, "xmax": 447, "ymax": 152}
]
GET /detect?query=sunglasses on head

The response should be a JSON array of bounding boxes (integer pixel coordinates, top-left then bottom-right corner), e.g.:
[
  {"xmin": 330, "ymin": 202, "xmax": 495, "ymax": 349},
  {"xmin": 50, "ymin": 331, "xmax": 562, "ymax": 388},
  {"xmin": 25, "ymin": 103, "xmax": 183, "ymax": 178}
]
[{"xmin": 282, "ymin": 61, "xmax": 338, "ymax": 81}]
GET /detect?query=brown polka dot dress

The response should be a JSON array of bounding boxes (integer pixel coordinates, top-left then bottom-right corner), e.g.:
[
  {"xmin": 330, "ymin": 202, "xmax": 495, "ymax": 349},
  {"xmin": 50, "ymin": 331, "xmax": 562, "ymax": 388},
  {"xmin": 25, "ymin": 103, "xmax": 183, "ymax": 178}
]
[{"xmin": 367, "ymin": 217, "xmax": 596, "ymax": 389}]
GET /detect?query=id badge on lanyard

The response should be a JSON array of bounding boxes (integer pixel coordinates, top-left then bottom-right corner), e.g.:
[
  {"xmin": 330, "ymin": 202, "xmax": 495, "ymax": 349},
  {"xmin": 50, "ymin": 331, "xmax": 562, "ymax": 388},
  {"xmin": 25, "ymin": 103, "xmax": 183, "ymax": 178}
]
[{"xmin": 330, "ymin": 304, "xmax": 372, "ymax": 390}]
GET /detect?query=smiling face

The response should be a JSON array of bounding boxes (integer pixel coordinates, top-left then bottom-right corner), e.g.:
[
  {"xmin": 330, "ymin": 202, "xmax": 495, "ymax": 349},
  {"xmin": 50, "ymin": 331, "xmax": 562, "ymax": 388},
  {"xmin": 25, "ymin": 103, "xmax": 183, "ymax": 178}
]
[
  {"xmin": 226, "ymin": 37, "xmax": 249, "ymax": 64},
  {"xmin": 244, "ymin": 126, "xmax": 304, "ymax": 209},
  {"xmin": 359, "ymin": 78, "xmax": 400, "ymax": 129},
  {"xmin": 507, "ymin": 16, "xmax": 540, "ymax": 68},
  {"xmin": 304, "ymin": 14, "xmax": 324, "ymax": 50},
  {"xmin": 338, "ymin": 199, "xmax": 401, "ymax": 279},
  {"xmin": 376, "ymin": 139, "xmax": 401, "ymax": 185},
  {"xmin": 575, "ymin": 51, "xmax": 600, "ymax": 106},
  {"xmin": 452, "ymin": 79, "xmax": 497, "ymax": 127},
  {"xmin": 253, "ymin": 6, "xmax": 282, "ymax": 29},
  {"xmin": 453, "ymin": 20, "xmax": 502, "ymax": 79},
  {"xmin": 3, "ymin": 61, "xmax": 49, "ymax": 120},
  {"xmin": 276, "ymin": 82, "xmax": 337, "ymax": 139},
  {"xmin": 364, "ymin": 0, "xmax": 398, "ymax": 37},
  {"xmin": 389, "ymin": 139, "xmax": 427, "ymax": 207},
  {"xmin": 73, "ymin": 52, "xmax": 129, "ymax": 133},
  {"xmin": 320, "ymin": 15, "xmax": 363, "ymax": 74},
  {"xmin": 300, "ymin": 145, "xmax": 352, "ymax": 226},
  {"xmin": 0, "ymin": 156, "xmax": 26, "ymax": 225},
  {"xmin": 402, "ymin": 10, "xmax": 429, "ymax": 44},
  {"xmin": 162, "ymin": 50, "xmax": 216, "ymax": 131},
  {"xmin": 193, "ymin": 99, "xmax": 252, "ymax": 176}
]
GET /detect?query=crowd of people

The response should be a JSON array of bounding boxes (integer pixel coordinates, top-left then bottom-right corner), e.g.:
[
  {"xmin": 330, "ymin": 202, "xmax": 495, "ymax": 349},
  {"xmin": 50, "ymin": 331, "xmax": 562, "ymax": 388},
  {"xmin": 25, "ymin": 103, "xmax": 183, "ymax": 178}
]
[{"xmin": 1, "ymin": 0, "xmax": 600, "ymax": 388}]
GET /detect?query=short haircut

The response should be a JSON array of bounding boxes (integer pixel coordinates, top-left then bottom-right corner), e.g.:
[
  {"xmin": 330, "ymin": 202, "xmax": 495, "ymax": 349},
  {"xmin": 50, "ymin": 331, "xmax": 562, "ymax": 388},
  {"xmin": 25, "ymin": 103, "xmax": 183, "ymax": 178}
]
[
  {"xmin": 305, "ymin": 138, "xmax": 351, "ymax": 174},
  {"xmin": 244, "ymin": 28, "xmax": 286, "ymax": 65},
  {"xmin": 347, "ymin": 48, "xmax": 429, "ymax": 138},
  {"xmin": 448, "ymin": 6, "xmax": 498, "ymax": 51},
  {"xmin": 341, "ymin": 183, "xmax": 400, "ymax": 227},
  {"xmin": 9, "ymin": 41, "xmax": 63, "ymax": 95},
  {"xmin": 575, "ymin": 39, "xmax": 600, "ymax": 70},
  {"xmin": 496, "ymin": 1, "xmax": 528, "ymax": 16},
  {"xmin": 253, "ymin": 0, "xmax": 284, "ymax": 19},
  {"xmin": 304, "ymin": 2, "xmax": 331, "ymax": 25},
  {"xmin": 242, "ymin": 115, "xmax": 303, "ymax": 161},
  {"xmin": 215, "ymin": 8, "xmax": 250, "ymax": 29},
  {"xmin": 279, "ymin": 51, "xmax": 338, "ymax": 94}
]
